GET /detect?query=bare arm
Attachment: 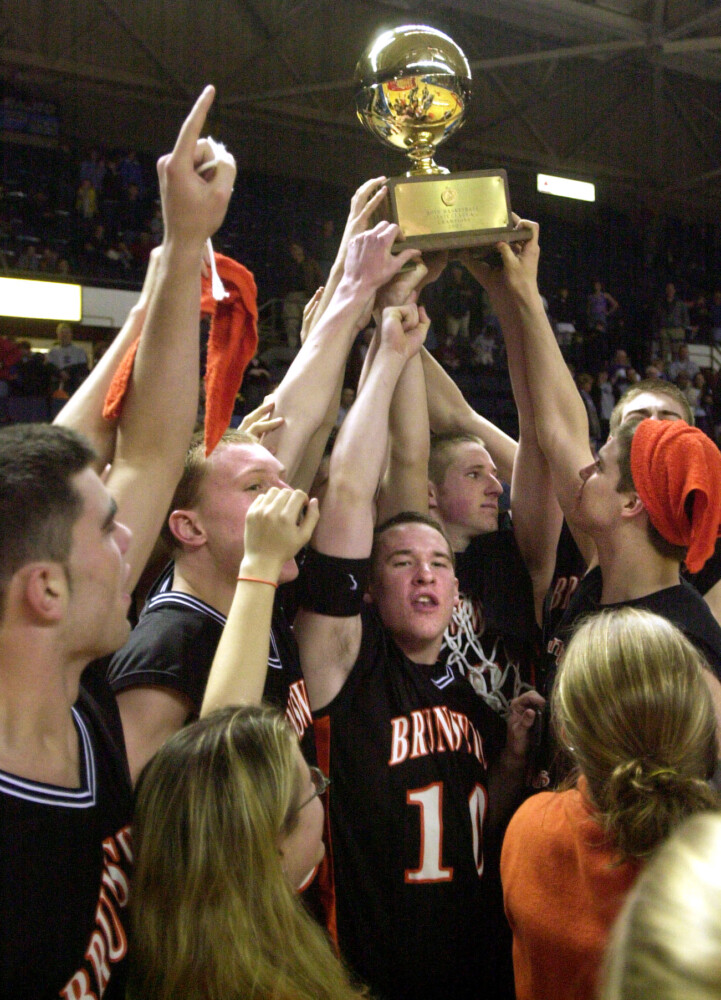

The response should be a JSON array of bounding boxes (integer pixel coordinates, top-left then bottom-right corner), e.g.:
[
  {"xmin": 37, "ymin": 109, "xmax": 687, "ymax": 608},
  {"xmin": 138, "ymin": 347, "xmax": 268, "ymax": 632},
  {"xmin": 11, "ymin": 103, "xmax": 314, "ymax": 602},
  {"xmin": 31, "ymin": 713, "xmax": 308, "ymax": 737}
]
[
  {"xmin": 295, "ymin": 304, "xmax": 430, "ymax": 710},
  {"xmin": 463, "ymin": 224, "xmax": 594, "ymax": 550},
  {"xmin": 377, "ymin": 352, "xmax": 430, "ymax": 523},
  {"xmin": 117, "ymin": 686, "xmax": 192, "ymax": 786},
  {"xmin": 262, "ymin": 221, "xmax": 420, "ymax": 485},
  {"xmin": 104, "ymin": 87, "xmax": 236, "ymax": 593},
  {"xmin": 201, "ymin": 488, "xmax": 319, "ymax": 714},
  {"xmin": 54, "ymin": 248, "xmax": 162, "ymax": 472},
  {"xmin": 311, "ymin": 177, "xmax": 389, "ymax": 331},
  {"xmin": 461, "ymin": 246, "xmax": 564, "ymax": 623},
  {"xmin": 421, "ymin": 346, "xmax": 518, "ymax": 484}
]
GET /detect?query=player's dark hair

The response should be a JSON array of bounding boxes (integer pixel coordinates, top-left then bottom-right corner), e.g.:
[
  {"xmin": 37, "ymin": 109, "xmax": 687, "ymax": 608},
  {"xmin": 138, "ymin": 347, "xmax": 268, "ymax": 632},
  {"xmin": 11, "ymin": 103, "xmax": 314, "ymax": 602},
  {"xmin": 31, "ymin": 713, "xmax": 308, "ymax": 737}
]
[{"xmin": 0, "ymin": 424, "xmax": 95, "ymax": 605}]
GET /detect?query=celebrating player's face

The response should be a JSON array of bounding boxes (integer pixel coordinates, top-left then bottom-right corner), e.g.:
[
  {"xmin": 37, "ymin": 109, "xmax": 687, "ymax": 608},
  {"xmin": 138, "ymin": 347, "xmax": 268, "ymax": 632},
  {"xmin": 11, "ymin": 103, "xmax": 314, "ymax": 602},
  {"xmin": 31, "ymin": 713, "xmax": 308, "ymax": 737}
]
[
  {"xmin": 370, "ymin": 522, "xmax": 458, "ymax": 663},
  {"xmin": 620, "ymin": 391, "xmax": 688, "ymax": 427},
  {"xmin": 432, "ymin": 442, "xmax": 502, "ymax": 538},
  {"xmin": 194, "ymin": 442, "xmax": 296, "ymax": 584}
]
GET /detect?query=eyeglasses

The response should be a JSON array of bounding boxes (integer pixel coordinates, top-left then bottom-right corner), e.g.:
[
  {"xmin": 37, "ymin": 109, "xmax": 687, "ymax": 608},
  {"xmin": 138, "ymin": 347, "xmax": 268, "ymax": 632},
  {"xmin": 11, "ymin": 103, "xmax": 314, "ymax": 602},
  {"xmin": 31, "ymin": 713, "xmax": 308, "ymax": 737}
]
[{"xmin": 297, "ymin": 766, "xmax": 331, "ymax": 811}]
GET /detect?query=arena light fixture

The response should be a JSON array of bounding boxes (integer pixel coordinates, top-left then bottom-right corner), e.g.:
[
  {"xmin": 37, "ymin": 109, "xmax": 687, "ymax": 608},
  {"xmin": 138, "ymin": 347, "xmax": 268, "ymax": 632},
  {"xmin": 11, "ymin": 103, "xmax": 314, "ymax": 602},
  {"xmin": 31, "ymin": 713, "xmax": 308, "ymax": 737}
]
[
  {"xmin": 0, "ymin": 277, "xmax": 82, "ymax": 321},
  {"xmin": 537, "ymin": 173, "xmax": 596, "ymax": 202}
]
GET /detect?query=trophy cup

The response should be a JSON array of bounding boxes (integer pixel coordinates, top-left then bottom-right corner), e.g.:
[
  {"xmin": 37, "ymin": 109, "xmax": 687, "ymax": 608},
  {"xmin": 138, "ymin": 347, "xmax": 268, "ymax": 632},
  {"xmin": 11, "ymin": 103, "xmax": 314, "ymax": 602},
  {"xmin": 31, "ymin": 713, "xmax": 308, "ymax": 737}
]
[{"xmin": 355, "ymin": 24, "xmax": 531, "ymax": 254}]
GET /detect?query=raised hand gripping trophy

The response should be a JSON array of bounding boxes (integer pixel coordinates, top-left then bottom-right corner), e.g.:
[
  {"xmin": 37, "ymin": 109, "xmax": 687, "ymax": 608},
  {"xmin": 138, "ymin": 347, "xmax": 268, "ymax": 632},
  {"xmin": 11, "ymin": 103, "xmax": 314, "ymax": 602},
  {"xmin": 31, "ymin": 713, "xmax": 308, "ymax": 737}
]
[{"xmin": 355, "ymin": 24, "xmax": 531, "ymax": 254}]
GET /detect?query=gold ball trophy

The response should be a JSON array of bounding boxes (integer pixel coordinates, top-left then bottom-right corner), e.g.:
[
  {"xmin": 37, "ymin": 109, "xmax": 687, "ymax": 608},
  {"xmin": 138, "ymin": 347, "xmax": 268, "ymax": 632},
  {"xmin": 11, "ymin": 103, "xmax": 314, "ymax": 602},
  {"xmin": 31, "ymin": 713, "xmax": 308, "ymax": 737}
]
[{"xmin": 355, "ymin": 24, "xmax": 531, "ymax": 254}]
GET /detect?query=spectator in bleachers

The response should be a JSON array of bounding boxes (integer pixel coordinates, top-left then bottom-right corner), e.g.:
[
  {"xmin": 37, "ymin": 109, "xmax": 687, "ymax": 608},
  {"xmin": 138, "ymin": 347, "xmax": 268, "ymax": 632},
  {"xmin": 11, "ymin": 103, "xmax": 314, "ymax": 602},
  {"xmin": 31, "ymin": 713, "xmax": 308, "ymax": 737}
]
[
  {"xmin": 667, "ymin": 342, "xmax": 700, "ymax": 382},
  {"xmin": 45, "ymin": 322, "xmax": 89, "ymax": 396},
  {"xmin": 118, "ymin": 149, "xmax": 145, "ymax": 195},
  {"xmin": 656, "ymin": 282, "xmax": 690, "ymax": 360},
  {"xmin": 577, "ymin": 373, "xmax": 601, "ymax": 452},
  {"xmin": 0, "ymin": 334, "xmax": 21, "ymax": 422},
  {"xmin": 470, "ymin": 323, "xmax": 497, "ymax": 367},
  {"xmin": 551, "ymin": 284, "xmax": 577, "ymax": 348},
  {"xmin": 587, "ymin": 278, "xmax": 618, "ymax": 334},
  {"xmin": 711, "ymin": 290, "xmax": 721, "ymax": 345},
  {"xmin": 79, "ymin": 148, "xmax": 106, "ymax": 194},
  {"xmin": 10, "ymin": 340, "xmax": 52, "ymax": 398},
  {"xmin": 608, "ymin": 348, "xmax": 633, "ymax": 400},
  {"xmin": 17, "ymin": 244, "xmax": 40, "ymax": 271},
  {"xmin": 689, "ymin": 292, "xmax": 712, "ymax": 343},
  {"xmin": 443, "ymin": 262, "xmax": 473, "ymax": 340},
  {"xmin": 281, "ymin": 241, "xmax": 323, "ymax": 349},
  {"xmin": 75, "ymin": 178, "xmax": 97, "ymax": 224}
]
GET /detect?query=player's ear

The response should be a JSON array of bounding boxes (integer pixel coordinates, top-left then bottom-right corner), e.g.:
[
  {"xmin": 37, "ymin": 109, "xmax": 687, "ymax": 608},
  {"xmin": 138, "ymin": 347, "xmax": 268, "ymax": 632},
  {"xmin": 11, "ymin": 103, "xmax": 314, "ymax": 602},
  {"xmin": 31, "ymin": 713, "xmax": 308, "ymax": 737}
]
[
  {"xmin": 621, "ymin": 492, "xmax": 644, "ymax": 520},
  {"xmin": 168, "ymin": 508, "xmax": 206, "ymax": 549},
  {"xmin": 19, "ymin": 562, "xmax": 68, "ymax": 622}
]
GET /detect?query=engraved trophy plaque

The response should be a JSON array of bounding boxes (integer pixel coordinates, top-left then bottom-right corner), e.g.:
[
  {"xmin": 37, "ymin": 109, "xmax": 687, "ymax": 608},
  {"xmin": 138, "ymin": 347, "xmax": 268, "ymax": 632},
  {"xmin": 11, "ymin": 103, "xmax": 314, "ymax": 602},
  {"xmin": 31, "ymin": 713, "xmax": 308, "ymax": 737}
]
[{"xmin": 355, "ymin": 24, "xmax": 531, "ymax": 253}]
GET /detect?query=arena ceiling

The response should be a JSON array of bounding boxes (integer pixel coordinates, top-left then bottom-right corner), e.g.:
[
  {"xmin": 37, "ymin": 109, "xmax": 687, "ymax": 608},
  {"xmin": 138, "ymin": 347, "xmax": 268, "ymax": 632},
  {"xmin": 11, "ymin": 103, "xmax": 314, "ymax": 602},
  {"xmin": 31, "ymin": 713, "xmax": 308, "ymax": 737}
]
[{"xmin": 2, "ymin": 0, "xmax": 721, "ymax": 217}]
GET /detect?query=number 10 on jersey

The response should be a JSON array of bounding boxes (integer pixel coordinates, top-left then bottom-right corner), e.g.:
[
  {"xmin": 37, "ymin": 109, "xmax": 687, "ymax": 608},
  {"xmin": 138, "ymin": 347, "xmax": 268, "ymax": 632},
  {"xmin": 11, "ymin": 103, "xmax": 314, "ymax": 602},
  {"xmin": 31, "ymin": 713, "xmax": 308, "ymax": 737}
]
[{"xmin": 404, "ymin": 782, "xmax": 487, "ymax": 883}]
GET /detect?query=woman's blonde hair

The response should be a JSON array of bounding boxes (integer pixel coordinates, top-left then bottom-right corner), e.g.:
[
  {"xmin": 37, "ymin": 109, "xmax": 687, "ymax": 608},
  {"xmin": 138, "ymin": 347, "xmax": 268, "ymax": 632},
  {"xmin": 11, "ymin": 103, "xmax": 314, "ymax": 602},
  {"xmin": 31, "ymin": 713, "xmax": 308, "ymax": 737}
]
[
  {"xmin": 552, "ymin": 608, "xmax": 718, "ymax": 860},
  {"xmin": 600, "ymin": 812, "xmax": 721, "ymax": 1000},
  {"xmin": 129, "ymin": 704, "xmax": 365, "ymax": 1000}
]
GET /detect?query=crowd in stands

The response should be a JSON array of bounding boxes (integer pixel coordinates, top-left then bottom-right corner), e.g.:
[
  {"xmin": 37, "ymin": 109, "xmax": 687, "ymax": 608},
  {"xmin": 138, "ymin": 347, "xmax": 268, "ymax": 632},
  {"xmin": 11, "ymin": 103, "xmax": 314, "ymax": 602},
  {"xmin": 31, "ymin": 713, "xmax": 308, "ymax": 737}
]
[{"xmin": 5, "ymin": 86, "xmax": 721, "ymax": 1000}]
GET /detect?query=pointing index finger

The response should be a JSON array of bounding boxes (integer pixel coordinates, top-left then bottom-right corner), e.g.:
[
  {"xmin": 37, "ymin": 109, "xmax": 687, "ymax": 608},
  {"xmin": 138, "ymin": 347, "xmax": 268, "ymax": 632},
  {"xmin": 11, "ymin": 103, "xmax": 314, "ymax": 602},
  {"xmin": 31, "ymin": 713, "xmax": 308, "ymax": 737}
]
[{"xmin": 172, "ymin": 84, "xmax": 216, "ymax": 160}]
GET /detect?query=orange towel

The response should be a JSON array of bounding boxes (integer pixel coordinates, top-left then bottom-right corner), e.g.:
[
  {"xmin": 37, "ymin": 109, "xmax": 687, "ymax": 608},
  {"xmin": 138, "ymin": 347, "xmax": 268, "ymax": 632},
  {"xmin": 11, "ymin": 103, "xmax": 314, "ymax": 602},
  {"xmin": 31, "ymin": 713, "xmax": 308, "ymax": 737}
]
[
  {"xmin": 200, "ymin": 253, "xmax": 258, "ymax": 454},
  {"xmin": 630, "ymin": 418, "xmax": 721, "ymax": 573},
  {"xmin": 103, "ymin": 252, "xmax": 258, "ymax": 457}
]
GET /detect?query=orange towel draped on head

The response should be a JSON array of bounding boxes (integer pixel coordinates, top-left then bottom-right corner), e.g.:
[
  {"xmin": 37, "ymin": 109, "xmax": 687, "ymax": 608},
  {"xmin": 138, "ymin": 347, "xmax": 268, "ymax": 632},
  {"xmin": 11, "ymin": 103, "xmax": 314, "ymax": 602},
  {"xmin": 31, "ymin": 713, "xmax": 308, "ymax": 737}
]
[
  {"xmin": 199, "ymin": 254, "xmax": 258, "ymax": 455},
  {"xmin": 630, "ymin": 418, "xmax": 721, "ymax": 573},
  {"xmin": 102, "ymin": 253, "xmax": 258, "ymax": 457}
]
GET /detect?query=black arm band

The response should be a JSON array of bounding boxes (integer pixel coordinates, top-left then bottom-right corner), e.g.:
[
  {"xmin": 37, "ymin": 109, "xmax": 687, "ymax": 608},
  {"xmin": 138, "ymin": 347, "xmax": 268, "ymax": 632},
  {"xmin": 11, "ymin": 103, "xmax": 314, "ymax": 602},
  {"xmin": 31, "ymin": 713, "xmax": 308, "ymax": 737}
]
[{"xmin": 296, "ymin": 548, "xmax": 370, "ymax": 617}]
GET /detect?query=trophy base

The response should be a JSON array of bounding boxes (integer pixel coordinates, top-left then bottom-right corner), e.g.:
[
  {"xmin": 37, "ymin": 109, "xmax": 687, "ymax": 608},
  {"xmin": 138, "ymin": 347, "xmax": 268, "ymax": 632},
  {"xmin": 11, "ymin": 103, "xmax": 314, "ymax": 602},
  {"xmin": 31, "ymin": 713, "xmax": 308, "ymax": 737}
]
[{"xmin": 377, "ymin": 168, "xmax": 532, "ymax": 255}]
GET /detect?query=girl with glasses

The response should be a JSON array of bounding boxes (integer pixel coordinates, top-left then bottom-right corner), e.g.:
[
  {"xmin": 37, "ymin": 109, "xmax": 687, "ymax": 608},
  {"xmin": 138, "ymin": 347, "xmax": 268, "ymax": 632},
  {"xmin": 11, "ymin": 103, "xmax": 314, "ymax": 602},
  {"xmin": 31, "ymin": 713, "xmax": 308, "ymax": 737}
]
[{"xmin": 128, "ymin": 704, "xmax": 364, "ymax": 1000}]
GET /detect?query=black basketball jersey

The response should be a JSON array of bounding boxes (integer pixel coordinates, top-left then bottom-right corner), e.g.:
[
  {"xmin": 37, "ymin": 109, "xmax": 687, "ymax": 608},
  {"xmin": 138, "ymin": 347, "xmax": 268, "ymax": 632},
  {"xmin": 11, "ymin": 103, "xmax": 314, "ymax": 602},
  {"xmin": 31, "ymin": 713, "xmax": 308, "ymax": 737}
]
[
  {"xmin": 315, "ymin": 605, "xmax": 506, "ymax": 1000},
  {"xmin": 545, "ymin": 522, "xmax": 721, "ymax": 657},
  {"xmin": 106, "ymin": 568, "xmax": 316, "ymax": 762},
  {"xmin": 547, "ymin": 565, "xmax": 721, "ymax": 683},
  {"xmin": 440, "ymin": 519, "xmax": 541, "ymax": 716},
  {"xmin": 0, "ymin": 682, "xmax": 133, "ymax": 999}
]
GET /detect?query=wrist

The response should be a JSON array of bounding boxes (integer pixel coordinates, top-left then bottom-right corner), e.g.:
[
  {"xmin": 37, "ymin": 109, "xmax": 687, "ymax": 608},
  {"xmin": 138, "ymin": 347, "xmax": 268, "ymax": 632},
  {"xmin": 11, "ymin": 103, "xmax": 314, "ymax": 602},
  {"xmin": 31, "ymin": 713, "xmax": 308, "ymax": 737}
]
[
  {"xmin": 336, "ymin": 271, "xmax": 377, "ymax": 303},
  {"xmin": 238, "ymin": 554, "xmax": 285, "ymax": 582}
]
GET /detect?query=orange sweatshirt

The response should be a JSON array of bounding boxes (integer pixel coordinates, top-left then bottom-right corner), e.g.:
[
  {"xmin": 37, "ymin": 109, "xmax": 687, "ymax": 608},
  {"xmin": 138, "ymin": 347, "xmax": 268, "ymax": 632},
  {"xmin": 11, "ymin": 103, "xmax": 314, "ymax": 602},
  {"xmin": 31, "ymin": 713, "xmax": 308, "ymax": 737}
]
[{"xmin": 501, "ymin": 779, "xmax": 640, "ymax": 1000}]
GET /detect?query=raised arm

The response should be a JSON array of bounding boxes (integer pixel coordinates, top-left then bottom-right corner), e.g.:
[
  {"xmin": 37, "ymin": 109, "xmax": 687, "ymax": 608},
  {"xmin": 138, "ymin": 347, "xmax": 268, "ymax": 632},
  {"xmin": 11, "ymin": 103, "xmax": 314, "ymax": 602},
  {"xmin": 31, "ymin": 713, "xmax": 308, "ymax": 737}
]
[
  {"xmin": 376, "ymin": 353, "xmax": 430, "ymax": 523},
  {"xmin": 201, "ymin": 487, "xmax": 319, "ymax": 714},
  {"xmin": 262, "ymin": 221, "xmax": 420, "ymax": 486},
  {"xmin": 421, "ymin": 346, "xmax": 518, "ymax": 484},
  {"xmin": 310, "ymin": 176, "xmax": 389, "ymax": 331},
  {"xmin": 104, "ymin": 86, "xmax": 236, "ymax": 591},
  {"xmin": 295, "ymin": 304, "xmax": 430, "ymax": 709},
  {"xmin": 461, "ymin": 244, "xmax": 564, "ymax": 622},
  {"xmin": 463, "ymin": 224, "xmax": 594, "ymax": 540},
  {"xmin": 54, "ymin": 248, "xmax": 162, "ymax": 472}
]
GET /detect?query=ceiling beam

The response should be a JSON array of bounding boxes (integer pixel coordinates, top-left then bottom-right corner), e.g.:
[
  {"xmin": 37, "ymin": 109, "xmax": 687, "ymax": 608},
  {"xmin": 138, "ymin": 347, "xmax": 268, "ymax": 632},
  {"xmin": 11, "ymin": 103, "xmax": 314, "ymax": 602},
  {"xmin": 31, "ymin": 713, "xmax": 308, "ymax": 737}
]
[
  {"xmin": 235, "ymin": 38, "xmax": 647, "ymax": 107},
  {"xmin": 488, "ymin": 71, "xmax": 558, "ymax": 160},
  {"xmin": 433, "ymin": 0, "xmax": 648, "ymax": 40},
  {"xmin": 664, "ymin": 3, "xmax": 721, "ymax": 41},
  {"xmin": 0, "ymin": 46, "xmax": 170, "ymax": 91},
  {"xmin": 663, "ymin": 79, "xmax": 719, "ymax": 170},
  {"xmin": 662, "ymin": 36, "xmax": 721, "ymax": 54},
  {"xmin": 92, "ymin": 0, "xmax": 194, "ymax": 96}
]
